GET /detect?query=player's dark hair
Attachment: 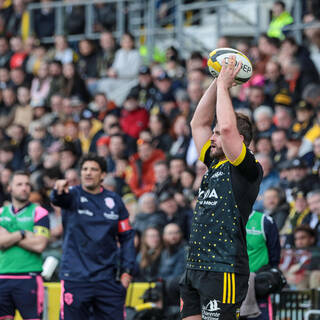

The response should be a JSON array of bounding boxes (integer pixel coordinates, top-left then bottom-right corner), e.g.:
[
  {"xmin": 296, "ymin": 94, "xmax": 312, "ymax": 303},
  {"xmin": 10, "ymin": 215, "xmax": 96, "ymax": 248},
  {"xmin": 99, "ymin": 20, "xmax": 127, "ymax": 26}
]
[
  {"xmin": 235, "ymin": 112, "xmax": 253, "ymax": 147},
  {"xmin": 10, "ymin": 170, "xmax": 30, "ymax": 183},
  {"xmin": 79, "ymin": 153, "xmax": 107, "ymax": 173}
]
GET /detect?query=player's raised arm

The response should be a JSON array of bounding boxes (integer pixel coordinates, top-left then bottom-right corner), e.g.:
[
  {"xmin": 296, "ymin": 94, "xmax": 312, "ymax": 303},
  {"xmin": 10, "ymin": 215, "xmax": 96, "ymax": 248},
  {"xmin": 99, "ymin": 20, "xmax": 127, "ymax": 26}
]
[
  {"xmin": 216, "ymin": 55, "xmax": 244, "ymax": 162},
  {"xmin": 190, "ymin": 79, "xmax": 218, "ymax": 155}
]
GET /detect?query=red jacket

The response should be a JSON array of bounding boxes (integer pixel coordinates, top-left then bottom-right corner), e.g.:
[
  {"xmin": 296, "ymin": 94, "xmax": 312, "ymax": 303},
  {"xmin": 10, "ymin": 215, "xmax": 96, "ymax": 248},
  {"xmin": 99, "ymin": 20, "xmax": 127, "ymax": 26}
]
[
  {"xmin": 129, "ymin": 149, "xmax": 165, "ymax": 197},
  {"xmin": 120, "ymin": 107, "xmax": 149, "ymax": 139}
]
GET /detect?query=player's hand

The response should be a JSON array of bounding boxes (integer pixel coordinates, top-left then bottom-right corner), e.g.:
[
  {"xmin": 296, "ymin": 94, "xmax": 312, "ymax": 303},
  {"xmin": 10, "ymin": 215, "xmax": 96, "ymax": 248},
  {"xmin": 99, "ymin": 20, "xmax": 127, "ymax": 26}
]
[
  {"xmin": 120, "ymin": 272, "xmax": 132, "ymax": 289},
  {"xmin": 217, "ymin": 55, "xmax": 242, "ymax": 88},
  {"xmin": 54, "ymin": 179, "xmax": 69, "ymax": 195}
]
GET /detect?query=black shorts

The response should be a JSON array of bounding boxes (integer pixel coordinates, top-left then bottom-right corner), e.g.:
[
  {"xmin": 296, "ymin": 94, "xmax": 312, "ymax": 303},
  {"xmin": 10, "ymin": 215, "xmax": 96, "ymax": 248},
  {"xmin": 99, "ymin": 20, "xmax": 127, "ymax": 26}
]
[{"xmin": 179, "ymin": 269, "xmax": 249, "ymax": 320}]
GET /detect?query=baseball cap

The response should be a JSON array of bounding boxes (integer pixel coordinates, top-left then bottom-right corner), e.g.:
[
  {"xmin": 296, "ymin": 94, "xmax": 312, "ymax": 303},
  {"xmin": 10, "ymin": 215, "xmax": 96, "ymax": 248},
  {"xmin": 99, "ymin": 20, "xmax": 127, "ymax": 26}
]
[
  {"xmin": 295, "ymin": 100, "xmax": 313, "ymax": 111},
  {"xmin": 158, "ymin": 191, "xmax": 174, "ymax": 203},
  {"xmin": 156, "ymin": 72, "xmax": 170, "ymax": 81},
  {"xmin": 125, "ymin": 91, "xmax": 139, "ymax": 100},
  {"xmin": 287, "ymin": 158, "xmax": 308, "ymax": 169},
  {"xmin": 274, "ymin": 90, "xmax": 292, "ymax": 107},
  {"xmin": 139, "ymin": 65, "xmax": 151, "ymax": 75}
]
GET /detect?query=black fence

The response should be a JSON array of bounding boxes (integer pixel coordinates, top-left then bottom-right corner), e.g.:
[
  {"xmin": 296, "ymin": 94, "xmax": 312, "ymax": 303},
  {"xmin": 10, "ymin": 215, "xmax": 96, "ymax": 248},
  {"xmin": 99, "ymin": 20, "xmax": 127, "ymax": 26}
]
[{"xmin": 272, "ymin": 289, "xmax": 320, "ymax": 320}]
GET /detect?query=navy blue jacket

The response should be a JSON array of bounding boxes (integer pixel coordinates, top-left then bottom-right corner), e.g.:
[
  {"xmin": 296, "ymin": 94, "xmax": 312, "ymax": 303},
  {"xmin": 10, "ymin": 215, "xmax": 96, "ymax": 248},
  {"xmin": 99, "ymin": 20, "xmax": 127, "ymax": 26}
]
[{"xmin": 50, "ymin": 185, "xmax": 135, "ymax": 282}]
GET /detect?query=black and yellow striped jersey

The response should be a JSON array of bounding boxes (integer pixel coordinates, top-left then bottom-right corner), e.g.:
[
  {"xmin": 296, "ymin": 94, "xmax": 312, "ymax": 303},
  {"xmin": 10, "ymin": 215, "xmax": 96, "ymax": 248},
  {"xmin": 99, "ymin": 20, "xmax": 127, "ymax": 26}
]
[{"xmin": 187, "ymin": 141, "xmax": 263, "ymax": 275}]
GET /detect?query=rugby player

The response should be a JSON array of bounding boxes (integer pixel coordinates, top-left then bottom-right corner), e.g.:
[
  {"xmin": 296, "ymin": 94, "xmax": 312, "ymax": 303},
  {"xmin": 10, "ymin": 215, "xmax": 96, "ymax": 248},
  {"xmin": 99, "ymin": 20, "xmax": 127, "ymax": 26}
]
[{"xmin": 179, "ymin": 56, "xmax": 263, "ymax": 320}]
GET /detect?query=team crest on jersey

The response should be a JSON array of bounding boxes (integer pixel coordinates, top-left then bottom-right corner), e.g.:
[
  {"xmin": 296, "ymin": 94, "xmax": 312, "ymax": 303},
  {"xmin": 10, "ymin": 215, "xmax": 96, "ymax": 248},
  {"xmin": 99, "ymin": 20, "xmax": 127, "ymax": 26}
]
[
  {"xmin": 64, "ymin": 292, "xmax": 73, "ymax": 305},
  {"xmin": 105, "ymin": 197, "xmax": 115, "ymax": 209}
]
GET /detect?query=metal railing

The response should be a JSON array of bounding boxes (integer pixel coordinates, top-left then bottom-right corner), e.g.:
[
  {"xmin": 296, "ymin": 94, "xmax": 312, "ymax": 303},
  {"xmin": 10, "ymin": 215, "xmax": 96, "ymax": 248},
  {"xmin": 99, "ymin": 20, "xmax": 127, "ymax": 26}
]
[
  {"xmin": 26, "ymin": 0, "xmax": 306, "ymax": 62},
  {"xmin": 272, "ymin": 288, "xmax": 320, "ymax": 320},
  {"xmin": 27, "ymin": 0, "xmax": 128, "ymax": 43}
]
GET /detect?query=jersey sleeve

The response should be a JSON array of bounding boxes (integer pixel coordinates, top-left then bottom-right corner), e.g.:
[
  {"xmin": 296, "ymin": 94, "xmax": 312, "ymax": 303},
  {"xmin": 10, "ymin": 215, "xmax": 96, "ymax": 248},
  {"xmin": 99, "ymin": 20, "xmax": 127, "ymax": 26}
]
[
  {"xmin": 34, "ymin": 206, "xmax": 50, "ymax": 238},
  {"xmin": 50, "ymin": 187, "xmax": 75, "ymax": 209},
  {"xmin": 116, "ymin": 195, "xmax": 136, "ymax": 273},
  {"xmin": 228, "ymin": 143, "xmax": 262, "ymax": 181},
  {"xmin": 264, "ymin": 215, "xmax": 281, "ymax": 267},
  {"xmin": 199, "ymin": 140, "xmax": 213, "ymax": 168}
]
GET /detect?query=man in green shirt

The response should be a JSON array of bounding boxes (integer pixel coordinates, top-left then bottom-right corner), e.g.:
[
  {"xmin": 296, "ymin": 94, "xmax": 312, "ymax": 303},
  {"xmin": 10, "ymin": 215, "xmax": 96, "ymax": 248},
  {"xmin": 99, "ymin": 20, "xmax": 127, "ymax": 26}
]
[{"xmin": 0, "ymin": 171, "xmax": 50, "ymax": 320}]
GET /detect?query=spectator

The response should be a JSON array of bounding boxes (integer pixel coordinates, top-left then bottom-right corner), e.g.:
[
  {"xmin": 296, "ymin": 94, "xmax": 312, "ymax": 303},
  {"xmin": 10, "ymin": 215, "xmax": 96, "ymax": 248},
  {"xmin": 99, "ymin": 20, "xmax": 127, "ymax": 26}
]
[
  {"xmin": 253, "ymin": 105, "xmax": 276, "ymax": 138},
  {"xmin": 169, "ymin": 115, "xmax": 191, "ymax": 159},
  {"xmin": 0, "ymin": 164, "xmax": 11, "ymax": 202},
  {"xmin": 6, "ymin": 0, "xmax": 31, "ymax": 40},
  {"xmin": 264, "ymin": 60, "xmax": 288, "ymax": 103},
  {"xmin": 245, "ymin": 85, "xmax": 266, "ymax": 111},
  {"xmin": 129, "ymin": 139, "xmax": 165, "ymax": 197},
  {"xmin": 106, "ymin": 134, "xmax": 127, "ymax": 173},
  {"xmin": 136, "ymin": 226, "xmax": 163, "ymax": 281},
  {"xmin": 120, "ymin": 92, "xmax": 149, "ymax": 140},
  {"xmin": 98, "ymin": 32, "xmax": 142, "ymax": 105},
  {"xmin": 133, "ymin": 192, "xmax": 164, "ymax": 234},
  {"xmin": 25, "ymin": 139, "xmax": 44, "ymax": 175},
  {"xmin": 271, "ymin": 129, "xmax": 288, "ymax": 167},
  {"xmin": 129, "ymin": 65, "xmax": 157, "ymax": 111},
  {"xmin": 280, "ymin": 188, "xmax": 311, "ymax": 248},
  {"xmin": 151, "ymin": 71, "xmax": 176, "ymax": 115},
  {"xmin": 46, "ymin": 35, "xmax": 77, "ymax": 65},
  {"xmin": 169, "ymin": 156, "xmax": 186, "ymax": 192},
  {"xmin": 33, "ymin": 0, "xmax": 55, "ymax": 39},
  {"xmin": 255, "ymin": 136, "xmax": 272, "ymax": 156},
  {"xmin": 263, "ymin": 186, "xmax": 289, "ymax": 231},
  {"xmin": 13, "ymin": 86, "xmax": 32, "ymax": 130},
  {"xmin": 158, "ymin": 223, "xmax": 186, "ymax": 281},
  {"xmin": 187, "ymin": 80, "xmax": 204, "ymax": 112},
  {"xmin": 149, "ymin": 113, "xmax": 173, "ymax": 152},
  {"xmin": 97, "ymin": 31, "xmax": 116, "ymax": 78},
  {"xmin": 0, "ymin": 36, "xmax": 12, "ymax": 68},
  {"xmin": 274, "ymin": 105, "xmax": 293, "ymax": 130},
  {"xmin": 91, "ymin": 92, "xmax": 117, "ymax": 121},
  {"xmin": 62, "ymin": 62, "xmax": 90, "ymax": 103},
  {"xmin": 63, "ymin": 0, "xmax": 85, "ymax": 35},
  {"xmin": 157, "ymin": 191, "xmax": 190, "ymax": 239},
  {"xmin": 47, "ymin": 60, "xmax": 66, "ymax": 101},
  {"xmin": 9, "ymin": 36, "xmax": 28, "ymax": 70},
  {"xmin": 267, "ymin": 1, "xmax": 293, "ymax": 40},
  {"xmin": 153, "ymin": 160, "xmax": 173, "ymax": 196},
  {"xmin": 92, "ymin": 2, "xmax": 116, "ymax": 32},
  {"xmin": 64, "ymin": 168, "xmax": 80, "ymax": 187},
  {"xmin": 291, "ymin": 100, "xmax": 314, "ymax": 138},
  {"xmin": 30, "ymin": 62, "xmax": 51, "ymax": 105},
  {"xmin": 306, "ymin": 190, "xmax": 320, "ymax": 246},
  {"xmin": 77, "ymin": 38, "xmax": 99, "ymax": 82},
  {"xmin": 254, "ymin": 153, "xmax": 280, "ymax": 211}
]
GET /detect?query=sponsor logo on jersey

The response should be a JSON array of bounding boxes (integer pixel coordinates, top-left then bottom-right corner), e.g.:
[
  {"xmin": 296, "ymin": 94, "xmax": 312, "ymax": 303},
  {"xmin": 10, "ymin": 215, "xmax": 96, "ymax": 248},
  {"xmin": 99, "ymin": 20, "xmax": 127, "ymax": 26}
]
[
  {"xmin": 105, "ymin": 197, "xmax": 115, "ymax": 209},
  {"xmin": 17, "ymin": 217, "xmax": 33, "ymax": 222},
  {"xmin": 202, "ymin": 299, "xmax": 221, "ymax": 319},
  {"xmin": 212, "ymin": 171, "xmax": 224, "ymax": 178},
  {"xmin": 78, "ymin": 209, "xmax": 94, "ymax": 216},
  {"xmin": 0, "ymin": 216, "xmax": 11, "ymax": 222},
  {"xmin": 80, "ymin": 196, "xmax": 88, "ymax": 203},
  {"xmin": 104, "ymin": 211, "xmax": 119, "ymax": 220}
]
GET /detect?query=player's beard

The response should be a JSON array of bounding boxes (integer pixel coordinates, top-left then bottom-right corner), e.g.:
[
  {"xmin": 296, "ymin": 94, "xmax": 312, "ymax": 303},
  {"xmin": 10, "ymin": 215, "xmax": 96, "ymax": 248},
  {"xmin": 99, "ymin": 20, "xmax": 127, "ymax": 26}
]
[{"xmin": 210, "ymin": 145, "xmax": 225, "ymax": 160}]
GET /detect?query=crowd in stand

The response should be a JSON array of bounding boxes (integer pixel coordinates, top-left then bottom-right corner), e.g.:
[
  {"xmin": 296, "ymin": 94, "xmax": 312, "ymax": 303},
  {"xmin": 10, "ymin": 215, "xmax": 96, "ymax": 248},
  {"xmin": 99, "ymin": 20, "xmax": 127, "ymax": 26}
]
[{"xmin": 1, "ymin": 0, "xmax": 320, "ymax": 292}]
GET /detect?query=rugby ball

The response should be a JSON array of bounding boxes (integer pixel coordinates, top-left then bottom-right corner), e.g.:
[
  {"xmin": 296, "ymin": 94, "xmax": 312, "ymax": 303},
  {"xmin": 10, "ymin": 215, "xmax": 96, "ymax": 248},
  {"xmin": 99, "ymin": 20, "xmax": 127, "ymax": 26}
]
[{"xmin": 207, "ymin": 48, "xmax": 253, "ymax": 84}]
